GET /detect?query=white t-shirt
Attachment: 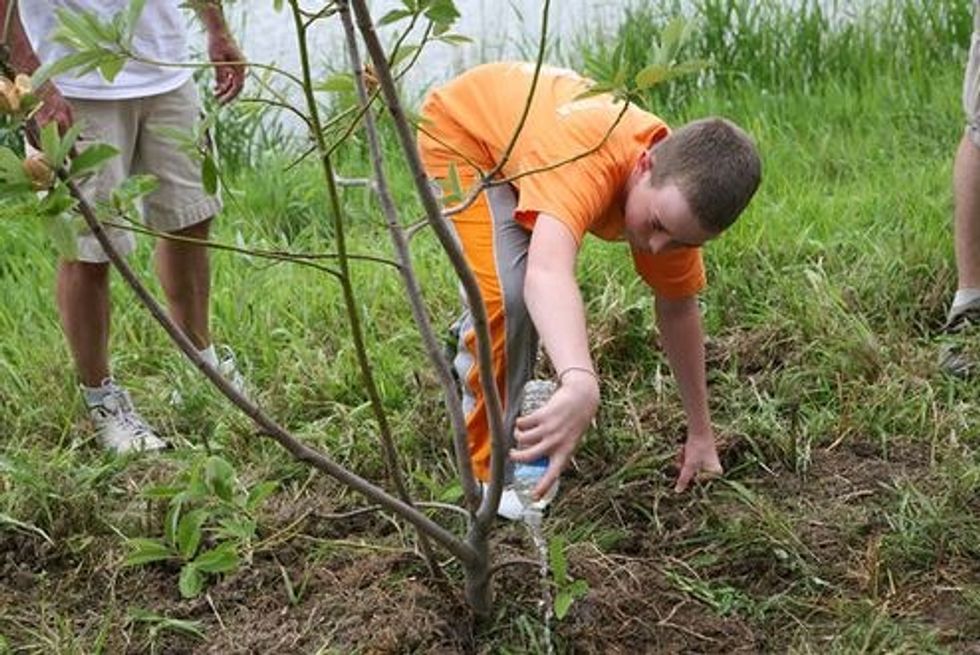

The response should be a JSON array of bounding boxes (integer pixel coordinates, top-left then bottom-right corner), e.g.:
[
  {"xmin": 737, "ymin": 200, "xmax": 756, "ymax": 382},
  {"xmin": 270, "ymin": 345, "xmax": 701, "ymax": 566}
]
[{"xmin": 19, "ymin": 1, "xmax": 192, "ymax": 100}]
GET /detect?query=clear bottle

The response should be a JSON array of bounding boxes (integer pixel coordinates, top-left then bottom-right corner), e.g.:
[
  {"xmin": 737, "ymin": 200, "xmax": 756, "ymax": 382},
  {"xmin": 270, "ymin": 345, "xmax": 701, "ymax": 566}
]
[{"xmin": 512, "ymin": 380, "xmax": 559, "ymax": 511}]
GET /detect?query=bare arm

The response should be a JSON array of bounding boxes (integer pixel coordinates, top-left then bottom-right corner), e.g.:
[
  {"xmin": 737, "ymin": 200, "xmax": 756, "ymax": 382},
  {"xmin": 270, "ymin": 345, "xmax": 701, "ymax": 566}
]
[
  {"xmin": 0, "ymin": 0, "xmax": 73, "ymax": 131},
  {"xmin": 655, "ymin": 294, "xmax": 723, "ymax": 492},
  {"xmin": 191, "ymin": 1, "xmax": 245, "ymax": 104},
  {"xmin": 512, "ymin": 214, "xmax": 600, "ymax": 498}
]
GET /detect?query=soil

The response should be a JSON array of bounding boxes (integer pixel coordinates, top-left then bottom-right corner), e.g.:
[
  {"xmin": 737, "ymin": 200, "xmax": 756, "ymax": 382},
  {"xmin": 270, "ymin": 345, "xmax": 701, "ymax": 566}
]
[{"xmin": 2, "ymin": 431, "xmax": 979, "ymax": 653}]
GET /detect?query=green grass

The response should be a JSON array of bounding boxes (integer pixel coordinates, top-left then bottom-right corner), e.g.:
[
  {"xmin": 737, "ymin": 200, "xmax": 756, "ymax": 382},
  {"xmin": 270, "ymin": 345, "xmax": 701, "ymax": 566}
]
[{"xmin": 2, "ymin": 0, "xmax": 980, "ymax": 651}]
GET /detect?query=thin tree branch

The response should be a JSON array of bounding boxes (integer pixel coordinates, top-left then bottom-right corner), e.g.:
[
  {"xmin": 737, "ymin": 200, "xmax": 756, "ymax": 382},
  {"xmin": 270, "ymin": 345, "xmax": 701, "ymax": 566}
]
[
  {"xmin": 441, "ymin": 100, "xmax": 631, "ymax": 221},
  {"xmin": 238, "ymin": 95, "xmax": 313, "ymax": 131},
  {"xmin": 351, "ymin": 0, "xmax": 510, "ymax": 533},
  {"xmin": 481, "ymin": 0, "xmax": 551, "ymax": 182},
  {"xmin": 19, "ymin": 137, "xmax": 477, "ymax": 568},
  {"xmin": 288, "ymin": 0, "xmax": 445, "ymax": 580},
  {"xmin": 339, "ymin": 3, "xmax": 479, "ymax": 514},
  {"xmin": 102, "ymin": 217, "xmax": 401, "ymax": 273}
]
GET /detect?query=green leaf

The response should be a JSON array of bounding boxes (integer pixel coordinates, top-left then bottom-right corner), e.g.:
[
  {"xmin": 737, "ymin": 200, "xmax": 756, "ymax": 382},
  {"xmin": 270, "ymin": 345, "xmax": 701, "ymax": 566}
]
[
  {"xmin": 635, "ymin": 59, "xmax": 709, "ymax": 90},
  {"xmin": 34, "ymin": 51, "xmax": 103, "ymax": 86},
  {"xmin": 80, "ymin": 10, "xmax": 120, "ymax": 45},
  {"xmin": 164, "ymin": 501, "xmax": 182, "ymax": 546},
  {"xmin": 445, "ymin": 162, "xmax": 462, "ymax": 203},
  {"xmin": 554, "ymin": 589, "xmax": 574, "ymax": 620},
  {"xmin": 37, "ymin": 185, "xmax": 76, "ymax": 217},
  {"xmin": 40, "ymin": 123, "xmax": 61, "ymax": 170},
  {"xmin": 98, "ymin": 55, "xmax": 126, "ymax": 83},
  {"xmin": 176, "ymin": 508, "xmax": 208, "ymax": 560},
  {"xmin": 549, "ymin": 536, "xmax": 568, "ymax": 585},
  {"xmin": 438, "ymin": 482, "xmax": 463, "ymax": 503},
  {"xmin": 42, "ymin": 212, "xmax": 78, "ymax": 259},
  {"xmin": 659, "ymin": 16, "xmax": 688, "ymax": 60},
  {"xmin": 205, "ymin": 456, "xmax": 236, "ymax": 502},
  {"xmin": 245, "ymin": 481, "xmax": 278, "ymax": 512},
  {"xmin": 0, "ymin": 148, "xmax": 32, "ymax": 193},
  {"xmin": 435, "ymin": 33, "xmax": 471, "ymax": 45},
  {"xmin": 178, "ymin": 564, "xmax": 204, "ymax": 598},
  {"xmin": 53, "ymin": 9, "xmax": 100, "ymax": 49},
  {"xmin": 379, "ymin": 8, "xmax": 414, "ymax": 26},
  {"xmin": 125, "ymin": 0, "xmax": 147, "ymax": 36},
  {"xmin": 141, "ymin": 484, "xmax": 181, "ymax": 500},
  {"xmin": 574, "ymin": 83, "xmax": 615, "ymax": 101},
  {"xmin": 390, "ymin": 45, "xmax": 420, "ymax": 69},
  {"xmin": 424, "ymin": 0, "xmax": 460, "ymax": 25},
  {"xmin": 314, "ymin": 73, "xmax": 355, "ymax": 94},
  {"xmin": 569, "ymin": 578, "xmax": 589, "ymax": 598},
  {"xmin": 56, "ymin": 121, "xmax": 86, "ymax": 166},
  {"xmin": 214, "ymin": 517, "xmax": 255, "ymax": 542},
  {"xmin": 111, "ymin": 173, "xmax": 158, "ymax": 213},
  {"xmin": 634, "ymin": 64, "xmax": 671, "ymax": 89},
  {"xmin": 193, "ymin": 543, "xmax": 239, "ymax": 574},
  {"xmin": 128, "ymin": 609, "xmax": 205, "ymax": 639},
  {"xmin": 123, "ymin": 538, "xmax": 174, "ymax": 566},
  {"xmin": 69, "ymin": 143, "xmax": 119, "ymax": 178},
  {"xmin": 201, "ymin": 154, "xmax": 218, "ymax": 196}
]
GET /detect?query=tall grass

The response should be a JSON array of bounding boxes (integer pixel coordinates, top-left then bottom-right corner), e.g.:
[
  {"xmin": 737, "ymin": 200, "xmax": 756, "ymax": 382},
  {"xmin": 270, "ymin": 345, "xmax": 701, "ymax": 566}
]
[
  {"xmin": 1, "ymin": 0, "xmax": 979, "ymax": 651},
  {"xmin": 571, "ymin": 0, "xmax": 971, "ymax": 114}
]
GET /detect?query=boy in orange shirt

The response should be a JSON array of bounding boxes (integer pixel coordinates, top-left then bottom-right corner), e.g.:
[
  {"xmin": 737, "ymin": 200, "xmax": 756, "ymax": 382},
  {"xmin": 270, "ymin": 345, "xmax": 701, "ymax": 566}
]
[{"xmin": 418, "ymin": 62, "xmax": 761, "ymax": 517}]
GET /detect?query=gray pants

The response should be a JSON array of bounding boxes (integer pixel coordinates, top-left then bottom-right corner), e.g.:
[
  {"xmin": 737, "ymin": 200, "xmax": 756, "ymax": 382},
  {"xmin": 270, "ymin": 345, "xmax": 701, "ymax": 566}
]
[{"xmin": 447, "ymin": 184, "xmax": 538, "ymax": 480}]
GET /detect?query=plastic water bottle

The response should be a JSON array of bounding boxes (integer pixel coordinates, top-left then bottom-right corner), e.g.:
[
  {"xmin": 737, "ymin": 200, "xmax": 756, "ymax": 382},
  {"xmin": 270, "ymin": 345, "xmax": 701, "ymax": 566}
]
[{"xmin": 512, "ymin": 380, "xmax": 559, "ymax": 511}]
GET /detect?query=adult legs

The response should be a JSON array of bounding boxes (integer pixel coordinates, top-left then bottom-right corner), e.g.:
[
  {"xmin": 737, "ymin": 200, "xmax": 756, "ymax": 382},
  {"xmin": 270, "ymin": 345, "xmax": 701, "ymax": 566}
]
[
  {"xmin": 56, "ymin": 261, "xmax": 111, "ymax": 387},
  {"xmin": 155, "ymin": 218, "xmax": 213, "ymax": 349},
  {"xmin": 953, "ymin": 133, "xmax": 980, "ymax": 298}
]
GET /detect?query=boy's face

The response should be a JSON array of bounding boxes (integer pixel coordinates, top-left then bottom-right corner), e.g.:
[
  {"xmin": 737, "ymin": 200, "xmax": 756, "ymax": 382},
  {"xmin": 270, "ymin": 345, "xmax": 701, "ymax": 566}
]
[{"xmin": 623, "ymin": 152, "xmax": 717, "ymax": 254}]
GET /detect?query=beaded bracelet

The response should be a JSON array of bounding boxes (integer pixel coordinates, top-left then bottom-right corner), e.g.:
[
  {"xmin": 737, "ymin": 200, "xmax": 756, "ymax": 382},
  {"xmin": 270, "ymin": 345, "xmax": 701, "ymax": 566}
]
[{"xmin": 557, "ymin": 366, "xmax": 600, "ymax": 386}]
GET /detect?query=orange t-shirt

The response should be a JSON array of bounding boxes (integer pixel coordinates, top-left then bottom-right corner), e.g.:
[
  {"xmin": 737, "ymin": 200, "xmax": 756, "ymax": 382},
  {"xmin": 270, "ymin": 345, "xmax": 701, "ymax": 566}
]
[{"xmin": 418, "ymin": 62, "xmax": 705, "ymax": 299}]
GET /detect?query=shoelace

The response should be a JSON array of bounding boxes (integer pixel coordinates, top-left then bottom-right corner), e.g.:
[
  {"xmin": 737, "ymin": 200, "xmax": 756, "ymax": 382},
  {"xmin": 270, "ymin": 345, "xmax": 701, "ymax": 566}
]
[{"xmin": 96, "ymin": 386, "xmax": 155, "ymax": 437}]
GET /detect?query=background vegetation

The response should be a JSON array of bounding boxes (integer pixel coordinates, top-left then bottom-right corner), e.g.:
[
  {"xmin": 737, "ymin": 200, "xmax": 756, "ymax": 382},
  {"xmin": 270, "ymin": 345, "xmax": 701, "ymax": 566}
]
[{"xmin": 1, "ymin": 0, "xmax": 978, "ymax": 652}]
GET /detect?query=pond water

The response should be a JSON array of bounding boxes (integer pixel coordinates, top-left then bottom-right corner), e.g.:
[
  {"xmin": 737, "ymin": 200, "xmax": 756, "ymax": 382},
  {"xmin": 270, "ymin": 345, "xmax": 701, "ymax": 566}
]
[{"xmin": 226, "ymin": 1, "xmax": 627, "ymax": 100}]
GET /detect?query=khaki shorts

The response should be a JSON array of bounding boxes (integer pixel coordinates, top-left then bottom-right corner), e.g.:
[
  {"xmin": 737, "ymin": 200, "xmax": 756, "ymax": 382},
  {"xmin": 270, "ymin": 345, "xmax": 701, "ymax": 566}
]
[
  {"xmin": 53, "ymin": 80, "xmax": 221, "ymax": 263},
  {"xmin": 965, "ymin": 1, "xmax": 980, "ymax": 147}
]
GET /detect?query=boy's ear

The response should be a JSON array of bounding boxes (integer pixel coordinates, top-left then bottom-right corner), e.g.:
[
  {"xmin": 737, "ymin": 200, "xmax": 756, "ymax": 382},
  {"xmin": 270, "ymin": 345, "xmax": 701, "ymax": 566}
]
[{"xmin": 636, "ymin": 149, "xmax": 654, "ymax": 175}]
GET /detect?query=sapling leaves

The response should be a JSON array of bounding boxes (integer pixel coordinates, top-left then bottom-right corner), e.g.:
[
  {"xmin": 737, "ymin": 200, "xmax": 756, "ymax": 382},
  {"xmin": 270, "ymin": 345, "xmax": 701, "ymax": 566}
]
[
  {"xmin": 69, "ymin": 143, "xmax": 119, "ymax": 178},
  {"xmin": 548, "ymin": 536, "xmax": 589, "ymax": 621},
  {"xmin": 193, "ymin": 542, "xmax": 239, "ymax": 573},
  {"xmin": 179, "ymin": 564, "xmax": 204, "ymax": 599},
  {"xmin": 124, "ymin": 538, "xmax": 173, "ymax": 566},
  {"xmin": 127, "ymin": 455, "xmax": 274, "ymax": 599},
  {"xmin": 176, "ymin": 508, "xmax": 208, "ymax": 559}
]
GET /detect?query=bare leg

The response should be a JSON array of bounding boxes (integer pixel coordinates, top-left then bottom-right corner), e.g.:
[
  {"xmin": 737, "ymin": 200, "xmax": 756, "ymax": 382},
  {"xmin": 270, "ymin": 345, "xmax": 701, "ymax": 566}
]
[
  {"xmin": 156, "ymin": 219, "xmax": 213, "ymax": 350},
  {"xmin": 954, "ymin": 133, "xmax": 980, "ymax": 291},
  {"xmin": 57, "ymin": 260, "xmax": 111, "ymax": 387}
]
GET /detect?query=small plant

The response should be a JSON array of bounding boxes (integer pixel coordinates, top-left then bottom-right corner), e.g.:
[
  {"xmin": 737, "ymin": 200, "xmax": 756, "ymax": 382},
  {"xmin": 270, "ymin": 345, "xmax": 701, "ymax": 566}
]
[
  {"xmin": 548, "ymin": 536, "xmax": 589, "ymax": 620},
  {"xmin": 123, "ymin": 455, "xmax": 277, "ymax": 599},
  {"xmin": 128, "ymin": 608, "xmax": 205, "ymax": 655}
]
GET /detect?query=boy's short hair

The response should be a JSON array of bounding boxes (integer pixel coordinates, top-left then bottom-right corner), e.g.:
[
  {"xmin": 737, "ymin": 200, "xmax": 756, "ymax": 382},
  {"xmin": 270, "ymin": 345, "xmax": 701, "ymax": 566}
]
[{"xmin": 649, "ymin": 117, "xmax": 761, "ymax": 233}]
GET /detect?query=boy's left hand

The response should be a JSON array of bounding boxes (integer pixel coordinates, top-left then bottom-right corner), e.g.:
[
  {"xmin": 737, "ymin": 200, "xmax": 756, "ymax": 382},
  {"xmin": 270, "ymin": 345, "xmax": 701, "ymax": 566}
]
[{"xmin": 674, "ymin": 435, "xmax": 723, "ymax": 493}]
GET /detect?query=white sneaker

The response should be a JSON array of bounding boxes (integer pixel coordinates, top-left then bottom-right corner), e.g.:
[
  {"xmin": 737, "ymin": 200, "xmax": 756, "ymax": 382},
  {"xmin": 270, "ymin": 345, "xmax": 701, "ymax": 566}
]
[
  {"xmin": 88, "ymin": 381, "xmax": 167, "ymax": 454},
  {"xmin": 217, "ymin": 345, "xmax": 248, "ymax": 396},
  {"xmin": 171, "ymin": 345, "xmax": 249, "ymax": 406},
  {"xmin": 479, "ymin": 481, "xmax": 557, "ymax": 521}
]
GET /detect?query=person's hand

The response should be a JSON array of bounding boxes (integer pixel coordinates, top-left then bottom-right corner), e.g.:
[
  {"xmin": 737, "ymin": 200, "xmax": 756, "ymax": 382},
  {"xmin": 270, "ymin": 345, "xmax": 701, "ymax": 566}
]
[
  {"xmin": 207, "ymin": 31, "xmax": 246, "ymax": 104},
  {"xmin": 511, "ymin": 372, "xmax": 599, "ymax": 500},
  {"xmin": 34, "ymin": 81, "xmax": 73, "ymax": 134},
  {"xmin": 674, "ymin": 434, "xmax": 723, "ymax": 493}
]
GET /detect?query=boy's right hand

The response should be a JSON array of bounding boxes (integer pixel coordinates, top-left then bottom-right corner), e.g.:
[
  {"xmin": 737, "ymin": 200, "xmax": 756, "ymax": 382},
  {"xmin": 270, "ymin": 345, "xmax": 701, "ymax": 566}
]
[{"xmin": 511, "ymin": 372, "xmax": 599, "ymax": 500}]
